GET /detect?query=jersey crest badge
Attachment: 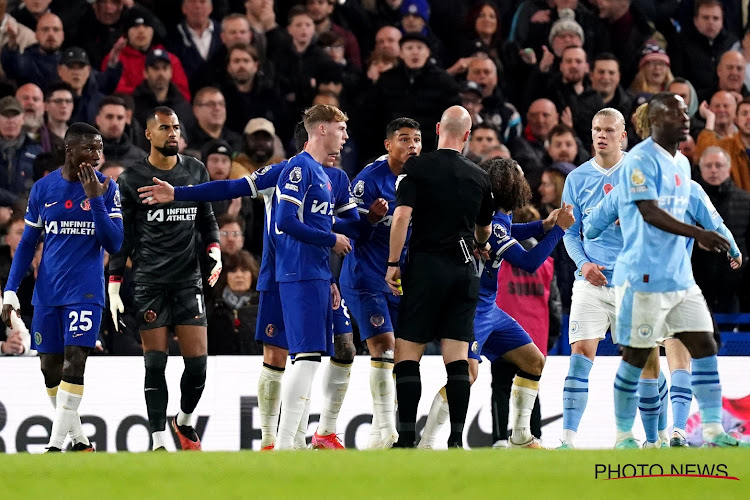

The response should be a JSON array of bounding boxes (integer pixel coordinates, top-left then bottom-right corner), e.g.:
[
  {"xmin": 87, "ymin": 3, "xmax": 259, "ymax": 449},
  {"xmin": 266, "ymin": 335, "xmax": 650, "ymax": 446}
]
[
  {"xmin": 80, "ymin": 199, "xmax": 91, "ymax": 211},
  {"xmin": 493, "ymin": 223, "xmax": 506, "ymax": 239},
  {"xmin": 353, "ymin": 180, "xmax": 365, "ymax": 197},
  {"xmin": 289, "ymin": 166, "xmax": 302, "ymax": 183},
  {"xmin": 114, "ymin": 190, "xmax": 121, "ymax": 208},
  {"xmin": 630, "ymin": 168, "xmax": 645, "ymax": 186}
]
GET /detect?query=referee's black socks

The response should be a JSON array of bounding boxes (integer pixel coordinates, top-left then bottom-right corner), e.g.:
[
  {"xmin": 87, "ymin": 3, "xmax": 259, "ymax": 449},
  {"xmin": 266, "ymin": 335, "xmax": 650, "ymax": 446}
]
[
  {"xmin": 445, "ymin": 360, "xmax": 471, "ymax": 448},
  {"xmin": 393, "ymin": 360, "xmax": 421, "ymax": 447}
]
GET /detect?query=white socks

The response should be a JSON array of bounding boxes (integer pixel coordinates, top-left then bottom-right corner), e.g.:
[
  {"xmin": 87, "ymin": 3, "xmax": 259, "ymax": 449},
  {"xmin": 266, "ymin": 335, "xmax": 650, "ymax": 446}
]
[
  {"xmin": 48, "ymin": 382, "xmax": 83, "ymax": 449},
  {"xmin": 562, "ymin": 429, "xmax": 577, "ymax": 447},
  {"xmin": 258, "ymin": 365, "xmax": 284, "ymax": 448},
  {"xmin": 152, "ymin": 430, "xmax": 168, "ymax": 450},
  {"xmin": 418, "ymin": 388, "xmax": 450, "ymax": 448},
  {"xmin": 47, "ymin": 386, "xmax": 89, "ymax": 447},
  {"xmin": 370, "ymin": 358, "xmax": 397, "ymax": 443},
  {"xmin": 317, "ymin": 360, "xmax": 352, "ymax": 436},
  {"xmin": 276, "ymin": 359, "xmax": 319, "ymax": 450},
  {"xmin": 176, "ymin": 410, "xmax": 192, "ymax": 427},
  {"xmin": 510, "ymin": 375, "xmax": 539, "ymax": 445},
  {"xmin": 295, "ymin": 393, "xmax": 312, "ymax": 449}
]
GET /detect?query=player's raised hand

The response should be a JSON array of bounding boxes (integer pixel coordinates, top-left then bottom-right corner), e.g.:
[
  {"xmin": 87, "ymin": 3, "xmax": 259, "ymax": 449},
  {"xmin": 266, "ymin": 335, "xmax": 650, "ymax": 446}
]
[
  {"xmin": 79, "ymin": 162, "xmax": 110, "ymax": 199},
  {"xmin": 385, "ymin": 266, "xmax": 402, "ymax": 296},
  {"xmin": 138, "ymin": 177, "xmax": 175, "ymax": 204},
  {"xmin": 581, "ymin": 262, "xmax": 607, "ymax": 287},
  {"xmin": 696, "ymin": 229, "xmax": 730, "ymax": 255},
  {"xmin": 367, "ymin": 198, "xmax": 388, "ymax": 224},
  {"xmin": 1, "ymin": 290, "xmax": 21, "ymax": 329},
  {"xmin": 207, "ymin": 244, "xmax": 222, "ymax": 287},
  {"xmin": 556, "ymin": 203, "xmax": 575, "ymax": 230},
  {"xmin": 332, "ymin": 233, "xmax": 351, "ymax": 256}
]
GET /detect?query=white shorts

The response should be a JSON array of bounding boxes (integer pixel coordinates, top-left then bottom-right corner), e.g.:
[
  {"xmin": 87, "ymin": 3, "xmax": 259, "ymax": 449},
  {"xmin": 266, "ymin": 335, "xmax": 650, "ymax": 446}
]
[
  {"xmin": 615, "ymin": 282, "xmax": 714, "ymax": 349},
  {"xmin": 568, "ymin": 280, "xmax": 617, "ymax": 344}
]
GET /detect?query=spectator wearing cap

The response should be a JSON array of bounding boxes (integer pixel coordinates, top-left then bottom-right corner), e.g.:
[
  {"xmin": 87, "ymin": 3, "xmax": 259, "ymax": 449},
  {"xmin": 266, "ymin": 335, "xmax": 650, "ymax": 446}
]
[
  {"xmin": 0, "ymin": 0, "xmax": 36, "ymax": 65},
  {"xmin": 697, "ymin": 50, "xmax": 750, "ymax": 103},
  {"xmin": 38, "ymin": 81, "xmax": 73, "ymax": 155},
  {"xmin": 95, "ymin": 95, "xmax": 144, "ymax": 165},
  {"xmin": 73, "ymin": 0, "xmax": 165, "ymax": 70},
  {"xmin": 1, "ymin": 11, "xmax": 63, "ymax": 88},
  {"xmin": 459, "ymin": 80, "xmax": 484, "ymax": 126},
  {"xmin": 0, "ymin": 96, "xmax": 42, "ymax": 200},
  {"xmin": 668, "ymin": 0, "xmax": 739, "ymax": 93},
  {"xmin": 56, "ymin": 46, "xmax": 124, "ymax": 124},
  {"xmin": 466, "ymin": 53, "xmax": 522, "ymax": 143},
  {"xmin": 101, "ymin": 12, "xmax": 191, "ymax": 102},
  {"xmin": 167, "ymin": 0, "xmax": 224, "ymax": 95},
  {"xmin": 692, "ymin": 146, "xmax": 750, "ymax": 312},
  {"xmin": 306, "ymin": 0, "xmax": 361, "ymax": 69},
  {"xmin": 364, "ymin": 31, "xmax": 458, "ymax": 157},
  {"xmin": 233, "ymin": 117, "xmax": 285, "ymax": 176},
  {"xmin": 596, "ymin": 0, "xmax": 654, "ymax": 89},
  {"xmin": 132, "ymin": 48, "xmax": 196, "ymax": 133},
  {"xmin": 274, "ymin": 6, "xmax": 332, "ymax": 121},
  {"xmin": 188, "ymin": 86, "xmax": 242, "ymax": 152},
  {"xmin": 629, "ymin": 41, "xmax": 673, "ymax": 94},
  {"xmin": 221, "ymin": 43, "xmax": 284, "ymax": 139},
  {"xmin": 398, "ymin": 0, "xmax": 445, "ymax": 66}
]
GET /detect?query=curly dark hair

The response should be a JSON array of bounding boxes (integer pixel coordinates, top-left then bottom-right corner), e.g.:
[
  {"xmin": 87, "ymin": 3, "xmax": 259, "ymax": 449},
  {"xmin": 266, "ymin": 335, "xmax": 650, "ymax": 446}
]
[{"xmin": 479, "ymin": 157, "xmax": 531, "ymax": 212}]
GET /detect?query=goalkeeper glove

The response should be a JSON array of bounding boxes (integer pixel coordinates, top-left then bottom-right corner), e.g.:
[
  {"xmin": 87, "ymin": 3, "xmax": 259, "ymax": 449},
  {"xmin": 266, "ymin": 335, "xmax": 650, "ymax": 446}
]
[
  {"xmin": 108, "ymin": 276, "xmax": 124, "ymax": 332},
  {"xmin": 207, "ymin": 243, "xmax": 222, "ymax": 287}
]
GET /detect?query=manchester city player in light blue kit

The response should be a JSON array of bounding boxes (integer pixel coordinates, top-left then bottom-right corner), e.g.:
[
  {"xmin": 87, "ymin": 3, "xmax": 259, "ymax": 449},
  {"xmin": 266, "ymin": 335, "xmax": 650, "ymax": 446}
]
[
  {"xmin": 586, "ymin": 146, "xmax": 744, "ymax": 448},
  {"xmin": 2, "ymin": 123, "xmax": 123, "ymax": 452},
  {"xmin": 598, "ymin": 93, "xmax": 745, "ymax": 449},
  {"xmin": 273, "ymin": 105, "xmax": 351, "ymax": 450},
  {"xmin": 340, "ymin": 117, "xmax": 422, "ymax": 449},
  {"xmin": 558, "ymin": 108, "xmax": 628, "ymax": 449},
  {"xmin": 416, "ymin": 157, "xmax": 574, "ymax": 449}
]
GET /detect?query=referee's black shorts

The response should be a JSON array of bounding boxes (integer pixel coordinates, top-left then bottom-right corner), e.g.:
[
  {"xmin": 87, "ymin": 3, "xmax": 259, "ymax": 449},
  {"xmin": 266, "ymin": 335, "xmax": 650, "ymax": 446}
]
[{"xmin": 396, "ymin": 252, "xmax": 479, "ymax": 344}]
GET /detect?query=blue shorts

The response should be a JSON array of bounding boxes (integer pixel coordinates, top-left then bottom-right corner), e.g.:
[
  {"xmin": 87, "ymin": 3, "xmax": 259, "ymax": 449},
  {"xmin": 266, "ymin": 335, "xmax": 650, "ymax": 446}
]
[
  {"xmin": 333, "ymin": 297, "xmax": 353, "ymax": 336},
  {"xmin": 32, "ymin": 304, "xmax": 103, "ymax": 354},
  {"xmin": 470, "ymin": 304, "xmax": 532, "ymax": 363},
  {"xmin": 255, "ymin": 290, "xmax": 287, "ymax": 350},
  {"xmin": 340, "ymin": 285, "xmax": 398, "ymax": 341},
  {"xmin": 279, "ymin": 280, "xmax": 333, "ymax": 355}
]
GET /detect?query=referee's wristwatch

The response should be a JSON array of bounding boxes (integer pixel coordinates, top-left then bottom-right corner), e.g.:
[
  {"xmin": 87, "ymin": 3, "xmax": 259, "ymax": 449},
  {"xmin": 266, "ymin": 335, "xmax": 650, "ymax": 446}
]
[{"xmin": 387, "ymin": 261, "xmax": 400, "ymax": 267}]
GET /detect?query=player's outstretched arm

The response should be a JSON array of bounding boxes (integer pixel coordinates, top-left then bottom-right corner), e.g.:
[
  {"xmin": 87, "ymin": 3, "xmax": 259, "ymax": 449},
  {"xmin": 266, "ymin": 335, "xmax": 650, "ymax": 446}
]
[
  {"xmin": 636, "ymin": 199, "xmax": 730, "ymax": 253},
  {"xmin": 138, "ymin": 176, "xmax": 256, "ymax": 204}
]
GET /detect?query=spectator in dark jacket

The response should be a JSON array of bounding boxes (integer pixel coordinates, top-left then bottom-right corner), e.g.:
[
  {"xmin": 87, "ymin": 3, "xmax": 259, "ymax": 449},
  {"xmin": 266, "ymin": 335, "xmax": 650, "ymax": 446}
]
[
  {"xmin": 95, "ymin": 95, "xmax": 144, "ymax": 165},
  {"xmin": 1, "ymin": 12, "xmax": 64, "ymax": 88},
  {"xmin": 367, "ymin": 32, "xmax": 459, "ymax": 156},
  {"xmin": 0, "ymin": 96, "xmax": 42, "ymax": 200},
  {"xmin": 167, "ymin": 0, "xmax": 224, "ymax": 94},
  {"xmin": 693, "ymin": 146, "xmax": 750, "ymax": 313},
  {"xmin": 56, "ymin": 46, "xmax": 124, "ymax": 124},
  {"xmin": 509, "ymin": 98, "xmax": 559, "ymax": 191},
  {"xmin": 668, "ymin": 0, "xmax": 739, "ymax": 93},
  {"xmin": 132, "ymin": 49, "xmax": 195, "ymax": 132},
  {"xmin": 597, "ymin": 0, "xmax": 654, "ymax": 89},
  {"xmin": 38, "ymin": 81, "xmax": 72, "ymax": 155},
  {"xmin": 306, "ymin": 0, "xmax": 362, "ymax": 69},
  {"xmin": 207, "ymin": 250, "xmax": 262, "ymax": 355},
  {"xmin": 187, "ymin": 86, "xmax": 242, "ymax": 151}
]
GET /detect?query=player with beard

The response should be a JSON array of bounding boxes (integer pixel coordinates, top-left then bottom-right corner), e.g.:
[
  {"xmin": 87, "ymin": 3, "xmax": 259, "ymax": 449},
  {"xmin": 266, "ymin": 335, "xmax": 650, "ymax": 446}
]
[{"xmin": 108, "ymin": 106, "xmax": 220, "ymax": 451}]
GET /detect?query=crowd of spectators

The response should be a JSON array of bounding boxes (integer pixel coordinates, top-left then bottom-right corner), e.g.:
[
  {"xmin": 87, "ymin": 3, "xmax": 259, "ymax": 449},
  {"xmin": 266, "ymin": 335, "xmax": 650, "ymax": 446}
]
[{"xmin": 0, "ymin": 0, "xmax": 749, "ymax": 356}]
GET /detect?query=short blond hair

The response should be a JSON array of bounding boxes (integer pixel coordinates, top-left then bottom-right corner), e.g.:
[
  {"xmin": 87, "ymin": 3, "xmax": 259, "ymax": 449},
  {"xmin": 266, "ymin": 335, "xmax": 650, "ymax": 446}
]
[
  {"xmin": 303, "ymin": 104, "xmax": 348, "ymax": 133},
  {"xmin": 593, "ymin": 107, "xmax": 626, "ymax": 128}
]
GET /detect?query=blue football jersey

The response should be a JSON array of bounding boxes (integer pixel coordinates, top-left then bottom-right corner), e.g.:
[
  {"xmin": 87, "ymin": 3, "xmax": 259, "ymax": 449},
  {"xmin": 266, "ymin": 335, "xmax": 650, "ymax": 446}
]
[
  {"xmin": 325, "ymin": 166, "xmax": 357, "ymax": 214},
  {"xmin": 247, "ymin": 161, "xmax": 286, "ymax": 292},
  {"xmin": 478, "ymin": 211, "xmax": 517, "ymax": 309},
  {"xmin": 561, "ymin": 155, "xmax": 626, "ymax": 286},
  {"xmin": 340, "ymin": 156, "xmax": 409, "ymax": 294},
  {"xmin": 25, "ymin": 169, "xmax": 122, "ymax": 306},
  {"xmin": 613, "ymin": 138, "xmax": 694, "ymax": 292},
  {"xmin": 275, "ymin": 152, "xmax": 334, "ymax": 282}
]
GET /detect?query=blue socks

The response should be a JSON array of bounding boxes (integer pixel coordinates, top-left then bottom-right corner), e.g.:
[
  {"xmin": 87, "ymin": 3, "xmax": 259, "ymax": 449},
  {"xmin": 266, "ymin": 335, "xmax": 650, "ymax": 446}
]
[
  {"xmin": 638, "ymin": 378, "xmax": 660, "ymax": 443},
  {"xmin": 670, "ymin": 369, "xmax": 692, "ymax": 431},
  {"xmin": 691, "ymin": 356, "xmax": 722, "ymax": 425},
  {"xmin": 614, "ymin": 360, "xmax": 642, "ymax": 434},
  {"xmin": 658, "ymin": 371, "xmax": 668, "ymax": 433},
  {"xmin": 562, "ymin": 354, "xmax": 593, "ymax": 433}
]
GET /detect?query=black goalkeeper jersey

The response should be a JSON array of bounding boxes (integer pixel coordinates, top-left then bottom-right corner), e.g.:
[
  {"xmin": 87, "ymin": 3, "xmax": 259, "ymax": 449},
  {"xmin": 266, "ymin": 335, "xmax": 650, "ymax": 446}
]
[{"xmin": 109, "ymin": 155, "xmax": 219, "ymax": 284}]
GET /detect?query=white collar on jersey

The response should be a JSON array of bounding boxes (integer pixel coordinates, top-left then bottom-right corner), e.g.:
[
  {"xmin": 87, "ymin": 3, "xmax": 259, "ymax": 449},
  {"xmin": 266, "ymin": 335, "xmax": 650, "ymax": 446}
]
[
  {"xmin": 591, "ymin": 152, "xmax": 626, "ymax": 177},
  {"xmin": 650, "ymin": 139, "xmax": 683, "ymax": 165}
]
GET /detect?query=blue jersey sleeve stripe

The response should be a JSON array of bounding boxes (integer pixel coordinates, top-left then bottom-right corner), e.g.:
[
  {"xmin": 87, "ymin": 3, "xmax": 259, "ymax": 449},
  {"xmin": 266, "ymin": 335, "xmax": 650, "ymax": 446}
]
[
  {"xmin": 497, "ymin": 239, "xmax": 518, "ymax": 256},
  {"xmin": 334, "ymin": 202, "xmax": 357, "ymax": 214},
  {"xmin": 279, "ymin": 194, "xmax": 302, "ymax": 206},
  {"xmin": 109, "ymin": 213, "xmax": 123, "ymax": 219},
  {"xmin": 25, "ymin": 218, "xmax": 42, "ymax": 228}
]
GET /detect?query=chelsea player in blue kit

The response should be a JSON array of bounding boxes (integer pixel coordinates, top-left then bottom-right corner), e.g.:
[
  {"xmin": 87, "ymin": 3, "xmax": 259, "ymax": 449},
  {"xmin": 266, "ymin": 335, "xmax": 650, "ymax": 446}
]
[
  {"xmin": 416, "ymin": 158, "xmax": 574, "ymax": 449},
  {"xmin": 558, "ymin": 108, "xmax": 628, "ymax": 449},
  {"xmin": 586, "ymin": 152, "xmax": 744, "ymax": 448},
  {"xmin": 2, "ymin": 123, "xmax": 123, "ymax": 452},
  {"xmin": 594, "ymin": 93, "xmax": 744, "ymax": 448},
  {"xmin": 340, "ymin": 118, "xmax": 422, "ymax": 449},
  {"xmin": 273, "ymin": 105, "xmax": 352, "ymax": 450}
]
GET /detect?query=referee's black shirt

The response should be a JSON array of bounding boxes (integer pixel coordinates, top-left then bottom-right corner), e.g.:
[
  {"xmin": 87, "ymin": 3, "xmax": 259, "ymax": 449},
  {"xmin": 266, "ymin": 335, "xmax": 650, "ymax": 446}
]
[{"xmin": 395, "ymin": 149, "xmax": 494, "ymax": 255}]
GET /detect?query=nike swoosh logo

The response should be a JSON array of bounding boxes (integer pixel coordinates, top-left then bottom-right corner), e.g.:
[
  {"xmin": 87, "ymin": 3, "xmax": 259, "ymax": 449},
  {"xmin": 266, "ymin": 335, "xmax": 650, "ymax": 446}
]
[
  {"xmin": 45, "ymin": 202, "xmax": 58, "ymax": 207},
  {"xmin": 72, "ymin": 333, "xmax": 83, "ymax": 338}
]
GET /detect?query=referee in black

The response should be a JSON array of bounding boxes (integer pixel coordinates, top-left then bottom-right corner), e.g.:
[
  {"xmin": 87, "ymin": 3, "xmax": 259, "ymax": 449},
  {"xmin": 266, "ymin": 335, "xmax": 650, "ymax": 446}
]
[{"xmin": 385, "ymin": 106, "xmax": 494, "ymax": 448}]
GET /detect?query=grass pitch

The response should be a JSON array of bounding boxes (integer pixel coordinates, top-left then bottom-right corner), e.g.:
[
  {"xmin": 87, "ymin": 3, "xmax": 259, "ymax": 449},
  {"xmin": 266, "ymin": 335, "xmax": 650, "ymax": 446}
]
[{"xmin": 1, "ymin": 448, "xmax": 748, "ymax": 499}]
